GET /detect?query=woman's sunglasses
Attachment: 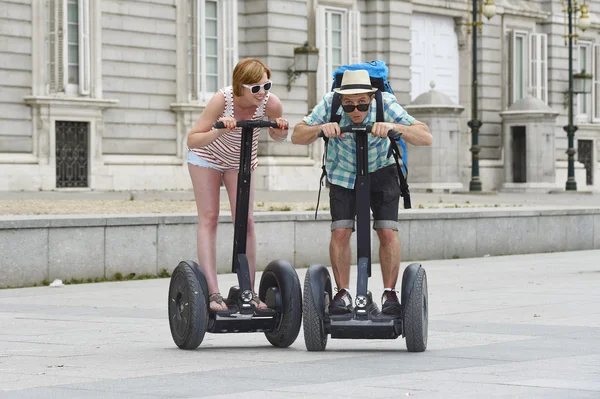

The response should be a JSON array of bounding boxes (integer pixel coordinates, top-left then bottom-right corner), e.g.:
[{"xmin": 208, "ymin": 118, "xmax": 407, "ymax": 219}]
[
  {"xmin": 242, "ymin": 81, "xmax": 272, "ymax": 94},
  {"xmin": 342, "ymin": 103, "xmax": 370, "ymax": 112}
]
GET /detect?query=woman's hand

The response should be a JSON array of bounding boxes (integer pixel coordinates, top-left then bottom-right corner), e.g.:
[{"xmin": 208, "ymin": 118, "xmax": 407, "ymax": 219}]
[
  {"xmin": 269, "ymin": 117, "xmax": 289, "ymax": 141},
  {"xmin": 216, "ymin": 116, "xmax": 237, "ymax": 131},
  {"xmin": 274, "ymin": 117, "xmax": 289, "ymax": 130}
]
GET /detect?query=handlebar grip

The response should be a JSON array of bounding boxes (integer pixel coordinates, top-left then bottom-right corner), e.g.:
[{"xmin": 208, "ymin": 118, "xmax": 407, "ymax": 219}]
[
  {"xmin": 388, "ymin": 130, "xmax": 402, "ymax": 139},
  {"xmin": 318, "ymin": 126, "xmax": 402, "ymax": 139}
]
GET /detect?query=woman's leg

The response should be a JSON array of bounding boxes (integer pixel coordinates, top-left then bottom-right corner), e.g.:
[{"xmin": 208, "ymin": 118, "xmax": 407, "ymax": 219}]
[
  {"xmin": 222, "ymin": 169, "xmax": 266, "ymax": 308},
  {"xmin": 188, "ymin": 163, "xmax": 227, "ymax": 311}
]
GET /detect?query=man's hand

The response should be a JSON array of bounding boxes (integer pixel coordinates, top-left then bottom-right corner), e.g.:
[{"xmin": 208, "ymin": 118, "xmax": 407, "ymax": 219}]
[
  {"xmin": 321, "ymin": 122, "xmax": 343, "ymax": 138},
  {"xmin": 371, "ymin": 122, "xmax": 395, "ymax": 138}
]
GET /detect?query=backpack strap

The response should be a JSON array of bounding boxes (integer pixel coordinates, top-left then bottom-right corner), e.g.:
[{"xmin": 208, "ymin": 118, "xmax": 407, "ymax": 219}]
[
  {"xmin": 314, "ymin": 93, "xmax": 342, "ymax": 219},
  {"xmin": 330, "ymin": 93, "xmax": 342, "ymax": 124},
  {"xmin": 315, "ymin": 138, "xmax": 328, "ymax": 220},
  {"xmin": 377, "ymin": 91, "xmax": 412, "ymax": 209},
  {"xmin": 388, "ymin": 138, "xmax": 412, "ymax": 209},
  {"xmin": 375, "ymin": 90, "xmax": 384, "ymax": 123}
]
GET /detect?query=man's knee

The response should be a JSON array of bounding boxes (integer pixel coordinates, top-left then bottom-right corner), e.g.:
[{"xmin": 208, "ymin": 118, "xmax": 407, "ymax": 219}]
[
  {"xmin": 331, "ymin": 228, "xmax": 352, "ymax": 245},
  {"xmin": 376, "ymin": 228, "xmax": 400, "ymax": 246},
  {"xmin": 373, "ymin": 220, "xmax": 399, "ymax": 231}
]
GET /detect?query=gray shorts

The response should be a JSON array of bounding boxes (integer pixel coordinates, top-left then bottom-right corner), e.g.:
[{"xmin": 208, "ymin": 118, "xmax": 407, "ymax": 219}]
[{"xmin": 329, "ymin": 165, "xmax": 401, "ymax": 231}]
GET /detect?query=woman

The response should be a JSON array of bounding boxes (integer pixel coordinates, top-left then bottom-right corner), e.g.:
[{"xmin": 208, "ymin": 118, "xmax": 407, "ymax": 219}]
[{"xmin": 186, "ymin": 58, "xmax": 288, "ymax": 312}]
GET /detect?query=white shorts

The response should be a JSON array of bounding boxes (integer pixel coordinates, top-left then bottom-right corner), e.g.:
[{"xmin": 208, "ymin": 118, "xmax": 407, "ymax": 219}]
[{"xmin": 187, "ymin": 151, "xmax": 222, "ymax": 171}]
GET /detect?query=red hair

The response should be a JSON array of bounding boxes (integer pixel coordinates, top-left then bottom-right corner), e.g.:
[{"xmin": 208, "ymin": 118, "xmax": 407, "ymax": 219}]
[{"xmin": 232, "ymin": 58, "xmax": 271, "ymax": 97}]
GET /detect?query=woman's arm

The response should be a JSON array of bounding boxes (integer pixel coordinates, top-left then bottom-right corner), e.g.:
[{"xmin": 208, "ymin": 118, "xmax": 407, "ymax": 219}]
[
  {"xmin": 186, "ymin": 92, "xmax": 228, "ymax": 149},
  {"xmin": 264, "ymin": 94, "xmax": 288, "ymax": 141}
]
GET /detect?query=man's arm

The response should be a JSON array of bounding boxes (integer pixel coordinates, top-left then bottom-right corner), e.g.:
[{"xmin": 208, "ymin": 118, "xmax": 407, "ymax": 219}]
[
  {"xmin": 371, "ymin": 94, "xmax": 433, "ymax": 146},
  {"xmin": 291, "ymin": 121, "xmax": 321, "ymax": 145},
  {"xmin": 291, "ymin": 94, "xmax": 337, "ymax": 145},
  {"xmin": 371, "ymin": 120, "xmax": 432, "ymax": 146},
  {"xmin": 390, "ymin": 120, "xmax": 432, "ymax": 146},
  {"xmin": 292, "ymin": 121, "xmax": 344, "ymax": 144}
]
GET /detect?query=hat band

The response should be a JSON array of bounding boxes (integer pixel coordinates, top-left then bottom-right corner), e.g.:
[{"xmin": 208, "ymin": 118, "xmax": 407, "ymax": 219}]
[{"xmin": 339, "ymin": 84, "xmax": 372, "ymax": 91}]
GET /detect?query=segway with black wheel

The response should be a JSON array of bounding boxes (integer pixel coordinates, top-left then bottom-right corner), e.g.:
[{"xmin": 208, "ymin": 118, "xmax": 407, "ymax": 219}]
[
  {"xmin": 302, "ymin": 124, "xmax": 428, "ymax": 352},
  {"xmin": 169, "ymin": 120, "xmax": 302, "ymax": 350}
]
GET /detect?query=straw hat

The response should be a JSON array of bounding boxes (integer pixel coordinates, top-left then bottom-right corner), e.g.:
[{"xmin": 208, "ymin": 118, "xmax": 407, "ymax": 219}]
[{"xmin": 333, "ymin": 70, "xmax": 378, "ymax": 95}]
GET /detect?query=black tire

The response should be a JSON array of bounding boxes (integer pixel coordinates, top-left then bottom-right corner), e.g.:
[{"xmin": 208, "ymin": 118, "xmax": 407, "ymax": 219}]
[
  {"xmin": 403, "ymin": 265, "xmax": 428, "ymax": 352},
  {"xmin": 259, "ymin": 260, "xmax": 302, "ymax": 348},
  {"xmin": 168, "ymin": 261, "xmax": 209, "ymax": 349},
  {"xmin": 302, "ymin": 264, "xmax": 331, "ymax": 351}
]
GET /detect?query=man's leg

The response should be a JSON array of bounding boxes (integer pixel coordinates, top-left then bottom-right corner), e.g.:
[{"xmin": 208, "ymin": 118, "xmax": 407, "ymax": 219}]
[
  {"xmin": 328, "ymin": 183, "xmax": 355, "ymax": 314},
  {"xmin": 370, "ymin": 165, "xmax": 403, "ymax": 315},
  {"xmin": 377, "ymin": 229, "xmax": 401, "ymax": 290},
  {"xmin": 330, "ymin": 228, "xmax": 353, "ymax": 290}
]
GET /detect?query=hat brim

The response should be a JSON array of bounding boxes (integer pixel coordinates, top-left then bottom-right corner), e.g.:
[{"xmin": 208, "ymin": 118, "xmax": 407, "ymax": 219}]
[{"xmin": 333, "ymin": 87, "xmax": 378, "ymax": 95}]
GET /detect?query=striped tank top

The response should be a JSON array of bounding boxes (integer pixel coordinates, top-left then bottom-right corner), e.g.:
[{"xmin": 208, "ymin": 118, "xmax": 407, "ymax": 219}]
[{"xmin": 190, "ymin": 86, "xmax": 269, "ymax": 171}]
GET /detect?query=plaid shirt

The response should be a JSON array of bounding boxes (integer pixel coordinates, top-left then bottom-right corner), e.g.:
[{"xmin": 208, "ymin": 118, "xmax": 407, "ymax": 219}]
[{"xmin": 302, "ymin": 91, "xmax": 415, "ymax": 189}]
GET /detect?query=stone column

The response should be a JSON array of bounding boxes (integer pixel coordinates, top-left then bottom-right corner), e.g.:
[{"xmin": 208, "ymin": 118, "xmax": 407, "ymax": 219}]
[{"xmin": 403, "ymin": 82, "xmax": 465, "ymax": 192}]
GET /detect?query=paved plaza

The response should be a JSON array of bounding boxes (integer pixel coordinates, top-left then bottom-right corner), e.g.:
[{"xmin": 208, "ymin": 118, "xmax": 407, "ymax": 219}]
[
  {"xmin": 1, "ymin": 249, "xmax": 599, "ymax": 398},
  {"xmin": 1, "ymin": 188, "xmax": 600, "ymax": 207}
]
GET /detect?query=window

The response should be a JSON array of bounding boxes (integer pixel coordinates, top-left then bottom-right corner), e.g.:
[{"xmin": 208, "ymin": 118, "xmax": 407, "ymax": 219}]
[
  {"xmin": 46, "ymin": 0, "xmax": 90, "ymax": 95},
  {"xmin": 529, "ymin": 33, "xmax": 547, "ymax": 103},
  {"xmin": 316, "ymin": 6, "xmax": 361, "ymax": 97},
  {"xmin": 511, "ymin": 31, "xmax": 527, "ymax": 103},
  {"xmin": 188, "ymin": 0, "xmax": 238, "ymax": 103},
  {"xmin": 576, "ymin": 43, "xmax": 600, "ymax": 123},
  {"xmin": 577, "ymin": 41, "xmax": 591, "ymax": 118},
  {"xmin": 509, "ymin": 31, "xmax": 547, "ymax": 105},
  {"xmin": 594, "ymin": 45, "xmax": 600, "ymax": 122},
  {"xmin": 576, "ymin": 41, "xmax": 592, "ymax": 120}
]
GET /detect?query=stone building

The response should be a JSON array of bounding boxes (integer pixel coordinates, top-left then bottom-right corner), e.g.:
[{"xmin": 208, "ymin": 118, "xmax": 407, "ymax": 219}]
[{"xmin": 0, "ymin": 0, "xmax": 598, "ymax": 192}]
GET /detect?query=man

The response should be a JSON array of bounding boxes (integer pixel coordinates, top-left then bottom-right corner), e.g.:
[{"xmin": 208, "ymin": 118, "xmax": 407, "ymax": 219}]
[{"xmin": 292, "ymin": 69, "xmax": 432, "ymax": 315}]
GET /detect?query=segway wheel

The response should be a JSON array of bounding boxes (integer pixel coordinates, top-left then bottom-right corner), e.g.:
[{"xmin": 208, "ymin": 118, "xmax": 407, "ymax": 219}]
[
  {"xmin": 302, "ymin": 264, "xmax": 331, "ymax": 351},
  {"xmin": 168, "ymin": 261, "xmax": 209, "ymax": 349},
  {"xmin": 402, "ymin": 264, "xmax": 428, "ymax": 352},
  {"xmin": 259, "ymin": 260, "xmax": 302, "ymax": 348}
]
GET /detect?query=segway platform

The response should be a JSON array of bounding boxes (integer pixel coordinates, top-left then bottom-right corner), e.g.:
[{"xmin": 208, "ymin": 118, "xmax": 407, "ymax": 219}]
[
  {"xmin": 209, "ymin": 285, "xmax": 279, "ymax": 333},
  {"xmin": 328, "ymin": 309, "xmax": 402, "ymax": 340}
]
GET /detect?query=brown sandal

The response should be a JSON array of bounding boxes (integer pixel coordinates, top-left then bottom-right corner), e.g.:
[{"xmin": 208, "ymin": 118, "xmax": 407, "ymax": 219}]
[
  {"xmin": 209, "ymin": 293, "xmax": 227, "ymax": 311},
  {"xmin": 251, "ymin": 292, "xmax": 267, "ymax": 309}
]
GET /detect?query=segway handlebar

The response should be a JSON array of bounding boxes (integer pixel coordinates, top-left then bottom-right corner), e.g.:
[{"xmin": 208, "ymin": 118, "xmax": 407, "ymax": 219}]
[
  {"xmin": 213, "ymin": 120, "xmax": 284, "ymax": 129},
  {"xmin": 317, "ymin": 124, "xmax": 401, "ymax": 139}
]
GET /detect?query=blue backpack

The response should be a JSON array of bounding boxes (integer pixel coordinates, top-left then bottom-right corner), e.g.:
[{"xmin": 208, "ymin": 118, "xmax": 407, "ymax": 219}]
[
  {"xmin": 330, "ymin": 60, "xmax": 394, "ymax": 95},
  {"xmin": 316, "ymin": 60, "xmax": 411, "ymax": 212}
]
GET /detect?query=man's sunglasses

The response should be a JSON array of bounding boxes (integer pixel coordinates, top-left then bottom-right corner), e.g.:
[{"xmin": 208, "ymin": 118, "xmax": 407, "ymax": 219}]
[
  {"xmin": 242, "ymin": 81, "xmax": 272, "ymax": 94},
  {"xmin": 342, "ymin": 103, "xmax": 370, "ymax": 112}
]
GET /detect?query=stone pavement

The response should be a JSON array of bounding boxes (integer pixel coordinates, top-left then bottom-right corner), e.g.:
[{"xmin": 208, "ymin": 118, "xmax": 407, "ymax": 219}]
[{"xmin": 1, "ymin": 250, "xmax": 599, "ymax": 398}]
